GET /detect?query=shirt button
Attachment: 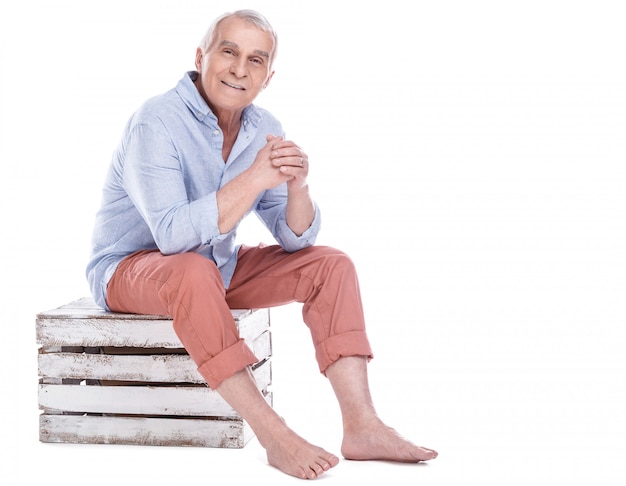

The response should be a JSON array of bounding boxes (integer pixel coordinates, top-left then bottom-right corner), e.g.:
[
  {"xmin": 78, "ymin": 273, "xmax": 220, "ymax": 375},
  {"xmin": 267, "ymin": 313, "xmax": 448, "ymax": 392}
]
[{"xmin": 213, "ymin": 130, "xmax": 220, "ymax": 136}]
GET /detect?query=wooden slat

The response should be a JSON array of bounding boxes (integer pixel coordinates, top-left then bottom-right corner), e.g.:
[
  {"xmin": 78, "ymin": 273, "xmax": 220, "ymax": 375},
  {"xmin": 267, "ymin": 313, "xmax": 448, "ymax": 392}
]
[
  {"xmin": 36, "ymin": 298, "xmax": 270, "ymax": 348},
  {"xmin": 39, "ymin": 413, "xmax": 260, "ymax": 448},
  {"xmin": 37, "ymin": 319, "xmax": 181, "ymax": 348},
  {"xmin": 38, "ymin": 331, "xmax": 272, "ymax": 383},
  {"xmin": 39, "ymin": 360, "xmax": 271, "ymax": 416}
]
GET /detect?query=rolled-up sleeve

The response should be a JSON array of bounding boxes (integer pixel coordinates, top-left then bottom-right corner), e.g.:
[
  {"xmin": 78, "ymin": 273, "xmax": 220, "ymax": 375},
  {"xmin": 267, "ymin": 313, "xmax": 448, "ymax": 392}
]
[
  {"xmin": 123, "ymin": 122, "xmax": 222, "ymax": 254},
  {"xmin": 256, "ymin": 187, "xmax": 321, "ymax": 252}
]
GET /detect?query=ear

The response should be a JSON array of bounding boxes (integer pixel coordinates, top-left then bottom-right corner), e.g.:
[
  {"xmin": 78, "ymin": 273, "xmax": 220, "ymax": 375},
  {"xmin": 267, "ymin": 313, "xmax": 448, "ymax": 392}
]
[
  {"xmin": 263, "ymin": 70, "xmax": 275, "ymax": 89},
  {"xmin": 195, "ymin": 47, "xmax": 203, "ymax": 71}
]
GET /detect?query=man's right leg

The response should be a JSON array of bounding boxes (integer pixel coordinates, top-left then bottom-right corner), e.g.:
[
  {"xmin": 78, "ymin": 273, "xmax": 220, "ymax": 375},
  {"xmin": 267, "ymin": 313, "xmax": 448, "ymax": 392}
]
[
  {"xmin": 106, "ymin": 250, "xmax": 338, "ymax": 479},
  {"xmin": 105, "ymin": 250, "xmax": 258, "ymax": 389}
]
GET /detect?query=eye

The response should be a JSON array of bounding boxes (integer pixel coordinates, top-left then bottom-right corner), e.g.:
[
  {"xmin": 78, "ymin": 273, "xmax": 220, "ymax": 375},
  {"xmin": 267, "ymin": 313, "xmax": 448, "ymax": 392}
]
[
  {"xmin": 223, "ymin": 48, "xmax": 236, "ymax": 56},
  {"xmin": 250, "ymin": 57, "xmax": 264, "ymax": 66}
]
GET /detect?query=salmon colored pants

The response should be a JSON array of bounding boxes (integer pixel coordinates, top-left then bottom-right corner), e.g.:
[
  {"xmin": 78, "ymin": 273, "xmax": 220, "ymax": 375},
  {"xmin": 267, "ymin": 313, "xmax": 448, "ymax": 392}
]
[{"xmin": 106, "ymin": 244, "xmax": 373, "ymax": 389}]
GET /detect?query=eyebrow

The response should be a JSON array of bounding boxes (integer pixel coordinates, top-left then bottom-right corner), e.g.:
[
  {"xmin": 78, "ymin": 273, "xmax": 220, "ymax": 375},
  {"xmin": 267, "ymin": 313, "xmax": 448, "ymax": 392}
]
[{"xmin": 219, "ymin": 40, "xmax": 270, "ymax": 60}]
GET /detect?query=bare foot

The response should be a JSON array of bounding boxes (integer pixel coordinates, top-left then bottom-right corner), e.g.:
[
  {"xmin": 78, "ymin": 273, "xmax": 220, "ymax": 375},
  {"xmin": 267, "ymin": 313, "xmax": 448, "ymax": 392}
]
[
  {"xmin": 341, "ymin": 415, "xmax": 438, "ymax": 463},
  {"xmin": 214, "ymin": 368, "xmax": 339, "ymax": 479},
  {"xmin": 259, "ymin": 420, "xmax": 340, "ymax": 479}
]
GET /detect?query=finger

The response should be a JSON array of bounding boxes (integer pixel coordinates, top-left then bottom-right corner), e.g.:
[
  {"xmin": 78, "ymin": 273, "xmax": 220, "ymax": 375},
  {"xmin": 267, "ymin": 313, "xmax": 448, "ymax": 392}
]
[
  {"xmin": 270, "ymin": 144, "xmax": 302, "ymax": 156},
  {"xmin": 269, "ymin": 138, "xmax": 300, "ymax": 152},
  {"xmin": 279, "ymin": 159, "xmax": 306, "ymax": 174},
  {"xmin": 270, "ymin": 146, "xmax": 305, "ymax": 164},
  {"xmin": 275, "ymin": 156, "xmax": 305, "ymax": 168},
  {"xmin": 266, "ymin": 134, "xmax": 281, "ymax": 143}
]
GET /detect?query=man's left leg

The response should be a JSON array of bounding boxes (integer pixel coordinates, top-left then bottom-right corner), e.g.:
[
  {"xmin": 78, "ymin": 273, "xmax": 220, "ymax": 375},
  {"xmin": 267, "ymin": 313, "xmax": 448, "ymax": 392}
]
[
  {"xmin": 226, "ymin": 244, "xmax": 373, "ymax": 374},
  {"xmin": 227, "ymin": 244, "xmax": 438, "ymax": 463}
]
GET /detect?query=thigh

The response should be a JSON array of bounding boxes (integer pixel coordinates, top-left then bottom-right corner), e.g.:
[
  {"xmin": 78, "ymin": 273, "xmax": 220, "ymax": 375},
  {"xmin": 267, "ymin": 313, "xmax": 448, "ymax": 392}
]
[
  {"xmin": 106, "ymin": 249, "xmax": 222, "ymax": 316},
  {"xmin": 226, "ymin": 244, "xmax": 347, "ymax": 309}
]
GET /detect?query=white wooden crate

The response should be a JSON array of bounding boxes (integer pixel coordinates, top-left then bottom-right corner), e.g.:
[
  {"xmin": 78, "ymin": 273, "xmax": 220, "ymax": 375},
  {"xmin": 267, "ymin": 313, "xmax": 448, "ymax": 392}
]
[{"xmin": 37, "ymin": 297, "xmax": 272, "ymax": 448}]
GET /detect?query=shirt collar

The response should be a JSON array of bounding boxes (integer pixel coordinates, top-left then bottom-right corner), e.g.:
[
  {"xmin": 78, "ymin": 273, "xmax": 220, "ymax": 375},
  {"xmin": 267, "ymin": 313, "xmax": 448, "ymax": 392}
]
[{"xmin": 176, "ymin": 71, "xmax": 262, "ymax": 129}]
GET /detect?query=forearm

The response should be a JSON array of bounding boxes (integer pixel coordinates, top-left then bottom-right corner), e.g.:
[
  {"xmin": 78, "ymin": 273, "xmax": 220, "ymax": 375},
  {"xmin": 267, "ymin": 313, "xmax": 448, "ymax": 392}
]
[
  {"xmin": 217, "ymin": 133, "xmax": 315, "ymax": 237},
  {"xmin": 216, "ymin": 169, "xmax": 264, "ymax": 234},
  {"xmin": 286, "ymin": 184, "xmax": 315, "ymax": 236}
]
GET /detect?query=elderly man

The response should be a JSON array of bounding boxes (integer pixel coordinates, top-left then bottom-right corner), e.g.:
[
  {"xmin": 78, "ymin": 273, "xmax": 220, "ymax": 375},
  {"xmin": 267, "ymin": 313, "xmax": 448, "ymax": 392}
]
[{"xmin": 87, "ymin": 9, "xmax": 437, "ymax": 480}]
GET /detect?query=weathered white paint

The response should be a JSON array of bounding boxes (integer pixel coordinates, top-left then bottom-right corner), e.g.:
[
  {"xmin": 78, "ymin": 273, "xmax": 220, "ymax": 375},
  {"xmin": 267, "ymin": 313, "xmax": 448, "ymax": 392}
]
[
  {"xmin": 38, "ymin": 331, "xmax": 271, "ymax": 383},
  {"xmin": 39, "ymin": 401, "xmax": 270, "ymax": 448},
  {"xmin": 39, "ymin": 359, "xmax": 271, "ymax": 416},
  {"xmin": 36, "ymin": 298, "xmax": 270, "ymax": 348},
  {"xmin": 36, "ymin": 298, "xmax": 274, "ymax": 448}
]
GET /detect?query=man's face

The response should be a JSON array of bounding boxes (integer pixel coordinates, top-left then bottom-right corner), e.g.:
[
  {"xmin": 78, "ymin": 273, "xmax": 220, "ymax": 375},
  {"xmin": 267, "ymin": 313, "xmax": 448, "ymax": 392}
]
[{"xmin": 195, "ymin": 16, "xmax": 275, "ymax": 114}]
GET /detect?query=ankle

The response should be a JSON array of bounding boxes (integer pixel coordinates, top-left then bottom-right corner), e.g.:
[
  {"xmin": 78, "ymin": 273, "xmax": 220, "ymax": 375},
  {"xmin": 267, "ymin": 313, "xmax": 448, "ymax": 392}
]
[
  {"xmin": 253, "ymin": 414, "xmax": 292, "ymax": 448},
  {"xmin": 342, "ymin": 409, "xmax": 381, "ymax": 434}
]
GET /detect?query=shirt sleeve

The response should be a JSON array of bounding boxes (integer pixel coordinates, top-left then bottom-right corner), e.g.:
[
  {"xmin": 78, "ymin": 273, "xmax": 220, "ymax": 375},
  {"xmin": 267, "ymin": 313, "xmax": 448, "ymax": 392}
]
[
  {"xmin": 122, "ymin": 122, "xmax": 222, "ymax": 254},
  {"xmin": 255, "ymin": 185, "xmax": 321, "ymax": 252}
]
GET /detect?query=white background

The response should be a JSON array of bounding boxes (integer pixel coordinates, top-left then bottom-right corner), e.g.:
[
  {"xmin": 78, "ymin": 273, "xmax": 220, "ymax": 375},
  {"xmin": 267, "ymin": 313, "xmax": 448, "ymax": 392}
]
[{"xmin": 1, "ymin": 0, "xmax": 625, "ymax": 484}]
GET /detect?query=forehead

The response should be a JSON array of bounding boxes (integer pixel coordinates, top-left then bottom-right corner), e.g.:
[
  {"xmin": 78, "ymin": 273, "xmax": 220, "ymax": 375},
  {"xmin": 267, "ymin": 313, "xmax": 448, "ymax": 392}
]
[{"xmin": 213, "ymin": 16, "xmax": 275, "ymax": 54}]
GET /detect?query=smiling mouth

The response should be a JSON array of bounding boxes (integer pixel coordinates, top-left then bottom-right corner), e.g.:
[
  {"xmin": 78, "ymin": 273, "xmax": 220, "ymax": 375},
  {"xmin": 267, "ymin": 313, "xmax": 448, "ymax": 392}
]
[{"xmin": 222, "ymin": 81, "xmax": 245, "ymax": 90}]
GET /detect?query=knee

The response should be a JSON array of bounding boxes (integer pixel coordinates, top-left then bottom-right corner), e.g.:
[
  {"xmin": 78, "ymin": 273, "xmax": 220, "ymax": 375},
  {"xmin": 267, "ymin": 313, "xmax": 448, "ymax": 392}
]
[
  {"xmin": 318, "ymin": 246, "xmax": 354, "ymax": 264},
  {"xmin": 308, "ymin": 246, "xmax": 357, "ymax": 276}
]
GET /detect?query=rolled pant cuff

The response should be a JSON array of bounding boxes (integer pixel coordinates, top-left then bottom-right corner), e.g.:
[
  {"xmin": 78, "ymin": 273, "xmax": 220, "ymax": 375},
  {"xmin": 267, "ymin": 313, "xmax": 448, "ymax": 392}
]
[
  {"xmin": 196, "ymin": 338, "xmax": 259, "ymax": 389},
  {"xmin": 315, "ymin": 331, "xmax": 374, "ymax": 375}
]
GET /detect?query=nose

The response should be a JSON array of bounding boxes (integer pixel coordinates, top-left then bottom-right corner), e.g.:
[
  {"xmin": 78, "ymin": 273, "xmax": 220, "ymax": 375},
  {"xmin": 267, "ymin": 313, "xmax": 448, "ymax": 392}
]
[{"xmin": 229, "ymin": 57, "xmax": 247, "ymax": 78}]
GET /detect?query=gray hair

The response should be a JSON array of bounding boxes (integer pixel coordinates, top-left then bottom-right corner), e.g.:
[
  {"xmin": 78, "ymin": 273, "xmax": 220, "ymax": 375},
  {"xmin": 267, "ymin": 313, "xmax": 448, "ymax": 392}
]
[{"xmin": 199, "ymin": 10, "xmax": 278, "ymax": 67}]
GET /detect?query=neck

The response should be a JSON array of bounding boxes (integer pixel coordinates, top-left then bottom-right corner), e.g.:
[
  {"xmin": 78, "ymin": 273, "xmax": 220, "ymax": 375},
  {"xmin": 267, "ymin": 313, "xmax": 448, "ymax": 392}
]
[
  {"xmin": 216, "ymin": 111, "xmax": 242, "ymax": 138},
  {"xmin": 213, "ymin": 109, "xmax": 243, "ymax": 163}
]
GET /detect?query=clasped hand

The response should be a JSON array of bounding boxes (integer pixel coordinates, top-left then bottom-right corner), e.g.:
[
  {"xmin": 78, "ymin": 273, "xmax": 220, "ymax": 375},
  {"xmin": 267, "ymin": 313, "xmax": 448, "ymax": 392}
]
[{"xmin": 255, "ymin": 134, "xmax": 308, "ymax": 191}]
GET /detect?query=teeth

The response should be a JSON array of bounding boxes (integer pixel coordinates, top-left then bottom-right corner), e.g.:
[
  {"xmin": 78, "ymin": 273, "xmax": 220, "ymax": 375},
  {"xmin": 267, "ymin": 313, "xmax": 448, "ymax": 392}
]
[{"xmin": 223, "ymin": 81, "xmax": 244, "ymax": 90}]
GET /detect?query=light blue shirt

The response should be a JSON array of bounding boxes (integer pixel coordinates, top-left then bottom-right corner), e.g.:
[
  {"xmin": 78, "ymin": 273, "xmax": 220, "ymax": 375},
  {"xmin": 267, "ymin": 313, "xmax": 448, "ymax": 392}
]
[{"xmin": 86, "ymin": 71, "xmax": 321, "ymax": 310}]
